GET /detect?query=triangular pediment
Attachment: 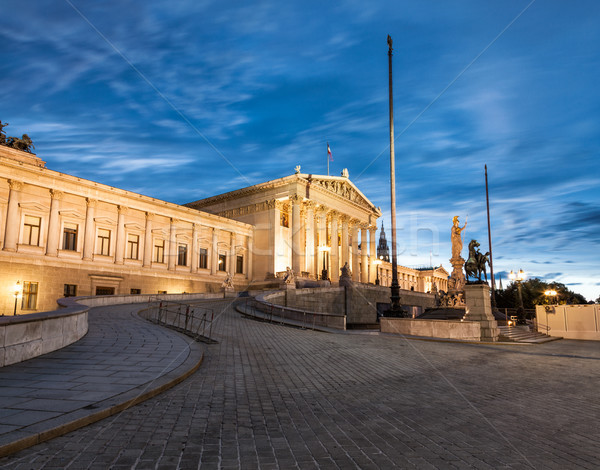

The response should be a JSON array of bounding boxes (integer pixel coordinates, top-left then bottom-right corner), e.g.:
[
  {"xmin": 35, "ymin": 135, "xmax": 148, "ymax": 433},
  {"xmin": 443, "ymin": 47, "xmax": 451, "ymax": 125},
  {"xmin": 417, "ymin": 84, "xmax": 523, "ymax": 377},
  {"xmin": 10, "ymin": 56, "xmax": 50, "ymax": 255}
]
[{"xmin": 301, "ymin": 175, "xmax": 380, "ymax": 215}]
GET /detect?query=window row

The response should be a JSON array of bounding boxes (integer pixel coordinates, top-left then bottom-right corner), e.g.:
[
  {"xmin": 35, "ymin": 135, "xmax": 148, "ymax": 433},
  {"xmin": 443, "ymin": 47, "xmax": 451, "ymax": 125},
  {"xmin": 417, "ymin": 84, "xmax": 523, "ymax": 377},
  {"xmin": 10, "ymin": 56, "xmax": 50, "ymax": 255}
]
[{"xmin": 18, "ymin": 217, "xmax": 245, "ymax": 272}]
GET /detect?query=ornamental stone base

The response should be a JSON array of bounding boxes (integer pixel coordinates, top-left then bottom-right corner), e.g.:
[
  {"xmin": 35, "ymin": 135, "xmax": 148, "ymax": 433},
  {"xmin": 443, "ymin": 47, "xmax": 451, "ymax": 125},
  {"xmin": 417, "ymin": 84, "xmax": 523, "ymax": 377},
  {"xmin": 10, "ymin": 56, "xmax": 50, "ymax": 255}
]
[{"xmin": 463, "ymin": 283, "xmax": 499, "ymax": 342}]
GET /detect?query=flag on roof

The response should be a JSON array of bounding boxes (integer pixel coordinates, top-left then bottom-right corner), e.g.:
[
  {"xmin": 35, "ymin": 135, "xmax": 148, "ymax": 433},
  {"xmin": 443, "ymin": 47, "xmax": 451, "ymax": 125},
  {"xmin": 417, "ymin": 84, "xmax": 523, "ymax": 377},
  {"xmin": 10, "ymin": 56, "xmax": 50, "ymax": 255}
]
[{"xmin": 327, "ymin": 142, "xmax": 333, "ymax": 161}]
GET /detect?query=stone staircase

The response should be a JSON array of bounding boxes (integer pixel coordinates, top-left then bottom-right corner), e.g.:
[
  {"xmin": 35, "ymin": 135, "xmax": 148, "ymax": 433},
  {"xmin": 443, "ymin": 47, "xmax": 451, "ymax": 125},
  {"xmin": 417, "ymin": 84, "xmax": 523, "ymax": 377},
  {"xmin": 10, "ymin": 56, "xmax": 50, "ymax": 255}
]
[{"xmin": 498, "ymin": 325, "xmax": 560, "ymax": 343}]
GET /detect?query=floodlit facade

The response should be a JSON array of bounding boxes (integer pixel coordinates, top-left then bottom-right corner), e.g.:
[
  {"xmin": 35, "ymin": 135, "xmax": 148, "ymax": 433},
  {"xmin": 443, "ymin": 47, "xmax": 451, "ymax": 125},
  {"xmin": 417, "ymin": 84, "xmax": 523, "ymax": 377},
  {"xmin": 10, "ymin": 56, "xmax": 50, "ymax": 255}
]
[{"xmin": 1, "ymin": 146, "xmax": 449, "ymax": 315}]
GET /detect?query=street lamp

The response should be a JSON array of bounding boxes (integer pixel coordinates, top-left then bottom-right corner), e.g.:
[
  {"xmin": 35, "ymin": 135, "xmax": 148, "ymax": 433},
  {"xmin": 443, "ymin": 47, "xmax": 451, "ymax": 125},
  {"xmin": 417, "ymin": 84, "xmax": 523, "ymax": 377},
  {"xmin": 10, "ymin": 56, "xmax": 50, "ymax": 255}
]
[
  {"xmin": 544, "ymin": 289, "xmax": 558, "ymax": 335},
  {"xmin": 13, "ymin": 280, "xmax": 21, "ymax": 316},
  {"xmin": 373, "ymin": 257, "xmax": 382, "ymax": 285},
  {"xmin": 318, "ymin": 246, "xmax": 330, "ymax": 280},
  {"xmin": 508, "ymin": 269, "xmax": 526, "ymax": 310}
]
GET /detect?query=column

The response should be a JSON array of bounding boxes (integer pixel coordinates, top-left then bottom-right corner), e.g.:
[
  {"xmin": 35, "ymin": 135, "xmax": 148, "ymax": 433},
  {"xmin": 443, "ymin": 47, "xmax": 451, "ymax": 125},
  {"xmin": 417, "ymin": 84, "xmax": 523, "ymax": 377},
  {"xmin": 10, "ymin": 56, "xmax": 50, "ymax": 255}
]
[
  {"xmin": 290, "ymin": 194, "xmax": 302, "ymax": 274},
  {"xmin": 247, "ymin": 234, "xmax": 253, "ymax": 280},
  {"xmin": 351, "ymin": 221, "xmax": 359, "ymax": 281},
  {"xmin": 315, "ymin": 206, "xmax": 326, "ymax": 278},
  {"xmin": 3, "ymin": 180, "xmax": 22, "ymax": 252},
  {"xmin": 272, "ymin": 201, "xmax": 281, "ymax": 275},
  {"xmin": 211, "ymin": 228, "xmax": 218, "ymax": 275},
  {"xmin": 304, "ymin": 202, "xmax": 315, "ymax": 277},
  {"xmin": 361, "ymin": 225, "xmax": 368, "ymax": 283},
  {"xmin": 168, "ymin": 218, "xmax": 177, "ymax": 271},
  {"xmin": 191, "ymin": 223, "xmax": 198, "ymax": 273},
  {"xmin": 143, "ymin": 212, "xmax": 153, "ymax": 267},
  {"xmin": 82, "ymin": 198, "xmax": 96, "ymax": 260},
  {"xmin": 229, "ymin": 231, "xmax": 236, "ymax": 274},
  {"xmin": 341, "ymin": 216, "xmax": 349, "ymax": 268},
  {"xmin": 369, "ymin": 225, "xmax": 377, "ymax": 283},
  {"xmin": 330, "ymin": 211, "xmax": 339, "ymax": 282},
  {"xmin": 115, "ymin": 206, "xmax": 126, "ymax": 264},
  {"xmin": 45, "ymin": 189, "xmax": 62, "ymax": 256}
]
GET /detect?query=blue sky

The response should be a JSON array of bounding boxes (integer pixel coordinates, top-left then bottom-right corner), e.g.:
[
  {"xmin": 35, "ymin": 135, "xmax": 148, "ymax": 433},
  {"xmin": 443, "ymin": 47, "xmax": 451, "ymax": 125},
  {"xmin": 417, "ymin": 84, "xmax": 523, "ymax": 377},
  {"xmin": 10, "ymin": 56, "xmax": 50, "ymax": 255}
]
[{"xmin": 1, "ymin": 0, "xmax": 599, "ymax": 300}]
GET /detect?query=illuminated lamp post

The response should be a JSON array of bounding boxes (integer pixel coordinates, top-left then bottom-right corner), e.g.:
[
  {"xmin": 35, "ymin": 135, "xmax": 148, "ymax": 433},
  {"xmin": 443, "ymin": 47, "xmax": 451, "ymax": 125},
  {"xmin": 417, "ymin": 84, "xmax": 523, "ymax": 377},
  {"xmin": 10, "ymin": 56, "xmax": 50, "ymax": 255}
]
[
  {"xmin": 13, "ymin": 280, "xmax": 21, "ymax": 316},
  {"xmin": 544, "ymin": 289, "xmax": 558, "ymax": 336},
  {"xmin": 319, "ymin": 246, "xmax": 330, "ymax": 281},
  {"xmin": 373, "ymin": 257, "xmax": 382, "ymax": 285},
  {"xmin": 508, "ymin": 269, "xmax": 526, "ymax": 310}
]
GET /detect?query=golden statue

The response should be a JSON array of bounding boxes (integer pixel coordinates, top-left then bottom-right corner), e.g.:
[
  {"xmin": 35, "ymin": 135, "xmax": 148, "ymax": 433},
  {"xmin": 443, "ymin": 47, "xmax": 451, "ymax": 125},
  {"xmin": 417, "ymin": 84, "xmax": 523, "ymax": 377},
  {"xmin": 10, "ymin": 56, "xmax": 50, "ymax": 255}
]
[{"xmin": 451, "ymin": 215, "xmax": 467, "ymax": 259}]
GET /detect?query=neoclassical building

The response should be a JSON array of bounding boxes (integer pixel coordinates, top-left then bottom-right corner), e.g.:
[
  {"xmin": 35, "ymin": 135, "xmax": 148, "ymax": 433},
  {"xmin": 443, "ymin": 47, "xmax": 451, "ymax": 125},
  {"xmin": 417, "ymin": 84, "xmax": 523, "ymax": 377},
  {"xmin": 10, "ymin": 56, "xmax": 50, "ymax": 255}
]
[
  {"xmin": 186, "ymin": 169, "xmax": 382, "ymax": 284},
  {"xmin": 0, "ymin": 146, "xmax": 253, "ymax": 313},
  {"xmin": 1, "ymin": 145, "xmax": 449, "ymax": 315}
]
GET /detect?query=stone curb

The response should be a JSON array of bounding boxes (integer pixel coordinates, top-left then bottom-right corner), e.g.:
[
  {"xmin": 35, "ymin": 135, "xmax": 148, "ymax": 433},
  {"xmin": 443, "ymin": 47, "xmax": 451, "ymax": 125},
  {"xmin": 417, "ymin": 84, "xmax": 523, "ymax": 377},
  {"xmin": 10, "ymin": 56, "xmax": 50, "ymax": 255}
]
[{"xmin": 0, "ymin": 340, "xmax": 204, "ymax": 458}]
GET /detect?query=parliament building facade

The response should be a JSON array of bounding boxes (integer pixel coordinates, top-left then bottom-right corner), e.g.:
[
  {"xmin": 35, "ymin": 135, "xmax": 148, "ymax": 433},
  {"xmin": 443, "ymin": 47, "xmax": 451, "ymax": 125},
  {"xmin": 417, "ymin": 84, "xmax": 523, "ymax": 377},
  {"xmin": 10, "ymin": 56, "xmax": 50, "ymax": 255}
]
[{"xmin": 1, "ymin": 146, "xmax": 448, "ymax": 314}]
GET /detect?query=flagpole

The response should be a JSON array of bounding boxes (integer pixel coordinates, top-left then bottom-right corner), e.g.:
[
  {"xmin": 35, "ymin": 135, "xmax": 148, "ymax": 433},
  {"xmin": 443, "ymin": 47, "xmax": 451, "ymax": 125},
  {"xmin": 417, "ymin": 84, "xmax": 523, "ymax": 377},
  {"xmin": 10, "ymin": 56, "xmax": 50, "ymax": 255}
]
[
  {"xmin": 387, "ymin": 35, "xmax": 402, "ymax": 317},
  {"xmin": 485, "ymin": 164, "xmax": 497, "ymax": 308},
  {"xmin": 327, "ymin": 142, "xmax": 330, "ymax": 176}
]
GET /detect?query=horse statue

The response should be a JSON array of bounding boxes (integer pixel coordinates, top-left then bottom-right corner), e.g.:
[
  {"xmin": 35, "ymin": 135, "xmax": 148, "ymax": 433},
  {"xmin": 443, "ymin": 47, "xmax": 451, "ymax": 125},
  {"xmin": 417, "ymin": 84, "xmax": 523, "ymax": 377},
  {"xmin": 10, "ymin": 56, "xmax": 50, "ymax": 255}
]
[{"xmin": 464, "ymin": 239, "xmax": 489, "ymax": 282}]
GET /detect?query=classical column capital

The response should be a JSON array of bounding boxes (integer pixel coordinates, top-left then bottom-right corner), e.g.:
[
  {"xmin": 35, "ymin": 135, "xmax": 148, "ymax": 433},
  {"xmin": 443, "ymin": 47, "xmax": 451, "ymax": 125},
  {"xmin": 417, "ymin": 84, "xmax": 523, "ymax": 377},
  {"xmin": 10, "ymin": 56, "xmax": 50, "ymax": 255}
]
[
  {"xmin": 315, "ymin": 205, "xmax": 328, "ymax": 216},
  {"xmin": 50, "ymin": 189, "xmax": 63, "ymax": 200},
  {"xmin": 327, "ymin": 210, "xmax": 339, "ymax": 222},
  {"xmin": 145, "ymin": 212, "xmax": 155, "ymax": 221},
  {"xmin": 117, "ymin": 205, "xmax": 128, "ymax": 215},
  {"xmin": 86, "ymin": 198, "xmax": 97, "ymax": 208},
  {"xmin": 289, "ymin": 194, "xmax": 302, "ymax": 204},
  {"xmin": 170, "ymin": 217, "xmax": 179, "ymax": 225},
  {"xmin": 349, "ymin": 218, "xmax": 361, "ymax": 228},
  {"xmin": 339, "ymin": 214, "xmax": 350, "ymax": 224},
  {"xmin": 8, "ymin": 179, "xmax": 23, "ymax": 191},
  {"xmin": 275, "ymin": 199, "xmax": 287, "ymax": 211},
  {"xmin": 266, "ymin": 199, "xmax": 277, "ymax": 210},
  {"xmin": 303, "ymin": 200, "xmax": 316, "ymax": 210},
  {"xmin": 368, "ymin": 225, "xmax": 377, "ymax": 233}
]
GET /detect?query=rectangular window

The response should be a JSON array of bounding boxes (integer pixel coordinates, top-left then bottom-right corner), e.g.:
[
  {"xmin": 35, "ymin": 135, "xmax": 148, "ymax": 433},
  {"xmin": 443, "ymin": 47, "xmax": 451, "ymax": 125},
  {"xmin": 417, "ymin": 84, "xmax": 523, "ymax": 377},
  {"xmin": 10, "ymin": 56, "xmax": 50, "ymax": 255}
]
[
  {"xmin": 95, "ymin": 286, "xmax": 115, "ymax": 296},
  {"xmin": 23, "ymin": 216, "xmax": 41, "ymax": 246},
  {"xmin": 236, "ymin": 255, "xmax": 244, "ymax": 274},
  {"xmin": 130, "ymin": 288, "xmax": 141, "ymax": 295},
  {"xmin": 64, "ymin": 284, "xmax": 77, "ymax": 297},
  {"xmin": 218, "ymin": 254, "xmax": 227, "ymax": 272},
  {"xmin": 97, "ymin": 228, "xmax": 111, "ymax": 256},
  {"xmin": 62, "ymin": 223, "xmax": 78, "ymax": 251},
  {"xmin": 22, "ymin": 281, "xmax": 38, "ymax": 309},
  {"xmin": 154, "ymin": 240, "xmax": 165, "ymax": 263},
  {"xmin": 126, "ymin": 234, "xmax": 139, "ymax": 259},
  {"xmin": 199, "ymin": 248, "xmax": 208, "ymax": 269},
  {"xmin": 177, "ymin": 244, "xmax": 188, "ymax": 266}
]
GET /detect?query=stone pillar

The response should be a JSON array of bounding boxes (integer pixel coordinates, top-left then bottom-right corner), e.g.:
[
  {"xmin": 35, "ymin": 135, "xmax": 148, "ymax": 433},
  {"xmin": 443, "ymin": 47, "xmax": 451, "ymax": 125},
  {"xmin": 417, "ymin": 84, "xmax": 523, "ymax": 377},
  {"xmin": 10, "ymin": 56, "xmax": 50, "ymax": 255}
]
[
  {"xmin": 82, "ymin": 198, "xmax": 96, "ymax": 260},
  {"xmin": 211, "ymin": 228, "xmax": 218, "ymax": 275},
  {"xmin": 350, "ymin": 221, "xmax": 359, "ymax": 282},
  {"xmin": 143, "ymin": 212, "xmax": 153, "ymax": 267},
  {"xmin": 3, "ymin": 180, "xmax": 22, "ymax": 252},
  {"xmin": 330, "ymin": 212, "xmax": 339, "ymax": 282},
  {"xmin": 229, "ymin": 231, "xmax": 236, "ymax": 274},
  {"xmin": 45, "ymin": 189, "xmax": 62, "ymax": 256},
  {"xmin": 304, "ymin": 202, "xmax": 315, "ymax": 277},
  {"xmin": 290, "ymin": 194, "xmax": 302, "ymax": 275},
  {"xmin": 369, "ymin": 225, "xmax": 377, "ymax": 284},
  {"xmin": 247, "ymin": 234, "xmax": 253, "ymax": 280},
  {"xmin": 168, "ymin": 218, "xmax": 177, "ymax": 271},
  {"xmin": 360, "ymin": 225, "xmax": 368, "ymax": 283},
  {"xmin": 191, "ymin": 223, "xmax": 198, "ymax": 273},
  {"xmin": 115, "ymin": 206, "xmax": 127, "ymax": 264},
  {"xmin": 463, "ymin": 283, "xmax": 500, "ymax": 341},
  {"xmin": 341, "ymin": 216, "xmax": 349, "ymax": 268},
  {"xmin": 272, "ymin": 201, "xmax": 281, "ymax": 275},
  {"xmin": 316, "ymin": 207, "xmax": 327, "ymax": 278}
]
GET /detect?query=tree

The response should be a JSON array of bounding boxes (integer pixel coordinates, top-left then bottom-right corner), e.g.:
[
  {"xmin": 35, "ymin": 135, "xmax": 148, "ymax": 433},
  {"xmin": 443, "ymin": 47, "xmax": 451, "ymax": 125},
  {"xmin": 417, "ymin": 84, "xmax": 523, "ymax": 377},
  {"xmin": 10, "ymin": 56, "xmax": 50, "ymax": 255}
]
[{"xmin": 495, "ymin": 278, "xmax": 587, "ymax": 309}]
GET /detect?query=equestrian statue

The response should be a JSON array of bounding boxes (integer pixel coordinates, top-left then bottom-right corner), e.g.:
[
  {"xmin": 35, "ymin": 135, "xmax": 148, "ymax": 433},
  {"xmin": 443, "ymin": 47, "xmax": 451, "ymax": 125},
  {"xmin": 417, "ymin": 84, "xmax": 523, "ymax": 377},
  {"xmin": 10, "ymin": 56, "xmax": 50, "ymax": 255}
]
[{"xmin": 464, "ymin": 239, "xmax": 490, "ymax": 282}]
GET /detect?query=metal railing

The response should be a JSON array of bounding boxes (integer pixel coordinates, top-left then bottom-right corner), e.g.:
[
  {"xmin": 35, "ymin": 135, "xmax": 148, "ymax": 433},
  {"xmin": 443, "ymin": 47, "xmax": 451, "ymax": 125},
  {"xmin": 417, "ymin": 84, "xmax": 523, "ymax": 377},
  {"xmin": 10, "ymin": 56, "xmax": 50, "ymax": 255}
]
[{"xmin": 144, "ymin": 298, "xmax": 215, "ymax": 343}]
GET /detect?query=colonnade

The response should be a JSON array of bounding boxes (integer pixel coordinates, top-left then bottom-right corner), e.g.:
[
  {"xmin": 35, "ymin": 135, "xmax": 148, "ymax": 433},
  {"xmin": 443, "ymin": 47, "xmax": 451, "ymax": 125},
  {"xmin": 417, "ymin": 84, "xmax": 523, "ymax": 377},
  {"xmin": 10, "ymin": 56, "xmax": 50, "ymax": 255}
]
[{"xmin": 279, "ymin": 195, "xmax": 378, "ymax": 283}]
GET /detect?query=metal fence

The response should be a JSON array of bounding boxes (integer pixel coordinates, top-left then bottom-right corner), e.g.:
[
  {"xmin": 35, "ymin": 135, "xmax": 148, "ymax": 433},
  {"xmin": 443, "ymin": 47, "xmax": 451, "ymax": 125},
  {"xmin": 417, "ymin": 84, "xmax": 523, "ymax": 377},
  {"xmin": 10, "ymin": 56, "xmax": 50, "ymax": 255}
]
[{"xmin": 144, "ymin": 298, "xmax": 215, "ymax": 343}]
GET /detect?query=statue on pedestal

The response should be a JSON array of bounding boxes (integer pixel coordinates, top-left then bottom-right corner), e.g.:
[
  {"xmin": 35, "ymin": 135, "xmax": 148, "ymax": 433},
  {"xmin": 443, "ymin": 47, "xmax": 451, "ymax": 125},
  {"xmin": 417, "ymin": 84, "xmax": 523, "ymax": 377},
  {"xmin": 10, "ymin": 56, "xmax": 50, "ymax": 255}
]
[
  {"xmin": 448, "ymin": 215, "xmax": 467, "ymax": 294},
  {"xmin": 283, "ymin": 266, "xmax": 295, "ymax": 284},
  {"xmin": 465, "ymin": 239, "xmax": 490, "ymax": 282},
  {"xmin": 222, "ymin": 272, "xmax": 234, "ymax": 289},
  {"xmin": 451, "ymin": 215, "xmax": 467, "ymax": 260}
]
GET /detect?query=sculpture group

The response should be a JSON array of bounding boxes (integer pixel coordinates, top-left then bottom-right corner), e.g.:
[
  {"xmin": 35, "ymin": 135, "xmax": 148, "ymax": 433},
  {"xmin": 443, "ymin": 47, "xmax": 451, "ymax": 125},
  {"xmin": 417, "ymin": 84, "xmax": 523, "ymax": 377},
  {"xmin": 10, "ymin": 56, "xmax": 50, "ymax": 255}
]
[{"xmin": 0, "ymin": 120, "xmax": 35, "ymax": 153}]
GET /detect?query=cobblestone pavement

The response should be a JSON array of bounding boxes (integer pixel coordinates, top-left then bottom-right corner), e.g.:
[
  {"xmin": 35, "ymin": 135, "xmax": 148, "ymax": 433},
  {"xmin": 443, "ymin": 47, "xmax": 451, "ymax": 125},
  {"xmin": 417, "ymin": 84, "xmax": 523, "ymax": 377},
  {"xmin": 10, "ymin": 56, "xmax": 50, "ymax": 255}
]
[{"xmin": 1, "ymin": 299, "xmax": 599, "ymax": 469}]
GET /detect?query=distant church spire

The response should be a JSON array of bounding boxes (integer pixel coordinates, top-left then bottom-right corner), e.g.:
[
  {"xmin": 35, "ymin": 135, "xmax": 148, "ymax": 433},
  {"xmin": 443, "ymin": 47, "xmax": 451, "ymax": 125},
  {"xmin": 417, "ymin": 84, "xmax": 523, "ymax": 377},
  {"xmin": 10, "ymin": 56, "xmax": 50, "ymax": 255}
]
[
  {"xmin": 377, "ymin": 224, "xmax": 390, "ymax": 262},
  {"xmin": 498, "ymin": 274, "xmax": 503, "ymax": 290}
]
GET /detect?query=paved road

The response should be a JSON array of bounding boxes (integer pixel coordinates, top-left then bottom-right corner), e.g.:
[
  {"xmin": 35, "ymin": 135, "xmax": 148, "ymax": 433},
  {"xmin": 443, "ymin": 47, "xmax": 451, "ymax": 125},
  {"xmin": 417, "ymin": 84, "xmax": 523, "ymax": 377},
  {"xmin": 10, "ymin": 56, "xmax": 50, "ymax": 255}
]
[{"xmin": 1, "ymin": 299, "xmax": 599, "ymax": 469}]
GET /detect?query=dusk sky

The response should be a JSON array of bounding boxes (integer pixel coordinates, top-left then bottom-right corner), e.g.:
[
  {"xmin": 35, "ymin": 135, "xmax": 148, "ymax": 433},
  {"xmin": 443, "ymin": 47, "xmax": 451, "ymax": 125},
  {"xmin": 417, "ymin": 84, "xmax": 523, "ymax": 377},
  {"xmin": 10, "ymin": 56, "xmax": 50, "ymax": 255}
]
[{"xmin": 1, "ymin": 0, "xmax": 599, "ymax": 300}]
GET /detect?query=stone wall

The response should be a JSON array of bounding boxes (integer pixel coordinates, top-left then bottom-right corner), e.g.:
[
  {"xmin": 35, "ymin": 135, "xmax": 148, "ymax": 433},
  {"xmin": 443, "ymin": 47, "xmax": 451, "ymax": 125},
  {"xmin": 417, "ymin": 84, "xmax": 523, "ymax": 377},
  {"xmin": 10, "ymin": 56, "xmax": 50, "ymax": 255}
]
[
  {"xmin": 264, "ymin": 284, "xmax": 437, "ymax": 326},
  {"xmin": 380, "ymin": 318, "xmax": 481, "ymax": 341},
  {"xmin": 535, "ymin": 304, "xmax": 600, "ymax": 340}
]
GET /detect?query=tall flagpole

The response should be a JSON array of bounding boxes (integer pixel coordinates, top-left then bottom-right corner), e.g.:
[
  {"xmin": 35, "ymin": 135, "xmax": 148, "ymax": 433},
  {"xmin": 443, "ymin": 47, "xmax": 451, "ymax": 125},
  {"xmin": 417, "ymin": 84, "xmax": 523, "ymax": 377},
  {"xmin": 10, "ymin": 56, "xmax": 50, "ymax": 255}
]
[
  {"xmin": 485, "ymin": 164, "xmax": 496, "ymax": 308},
  {"xmin": 387, "ymin": 35, "xmax": 402, "ymax": 316},
  {"xmin": 327, "ymin": 142, "xmax": 330, "ymax": 176}
]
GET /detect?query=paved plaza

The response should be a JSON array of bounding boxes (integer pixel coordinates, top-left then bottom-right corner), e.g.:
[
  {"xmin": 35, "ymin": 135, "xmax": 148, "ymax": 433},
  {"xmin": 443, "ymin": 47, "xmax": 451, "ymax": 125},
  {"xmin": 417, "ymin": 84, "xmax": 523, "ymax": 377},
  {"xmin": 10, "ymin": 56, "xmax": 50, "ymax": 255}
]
[{"xmin": 1, "ymin": 299, "xmax": 599, "ymax": 469}]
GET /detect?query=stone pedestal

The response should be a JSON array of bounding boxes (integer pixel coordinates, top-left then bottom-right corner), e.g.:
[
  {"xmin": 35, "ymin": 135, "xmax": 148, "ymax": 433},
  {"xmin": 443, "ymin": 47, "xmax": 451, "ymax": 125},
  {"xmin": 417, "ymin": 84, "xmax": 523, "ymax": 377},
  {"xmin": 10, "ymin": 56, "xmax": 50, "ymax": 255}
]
[
  {"xmin": 463, "ymin": 283, "xmax": 499, "ymax": 341},
  {"xmin": 223, "ymin": 287, "xmax": 237, "ymax": 298},
  {"xmin": 448, "ymin": 256, "xmax": 466, "ymax": 293}
]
